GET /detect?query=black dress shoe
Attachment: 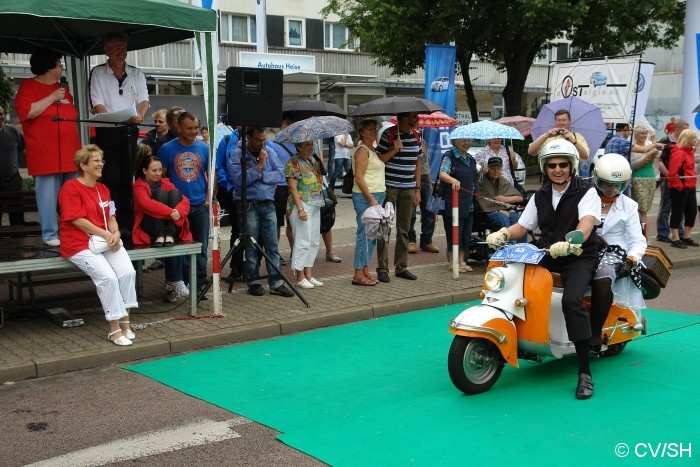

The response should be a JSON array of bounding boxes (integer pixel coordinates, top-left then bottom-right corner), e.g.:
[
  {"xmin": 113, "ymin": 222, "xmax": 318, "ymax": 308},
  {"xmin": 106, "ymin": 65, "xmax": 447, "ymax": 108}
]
[
  {"xmin": 395, "ymin": 269, "xmax": 417, "ymax": 280},
  {"xmin": 576, "ymin": 373, "xmax": 594, "ymax": 399},
  {"xmin": 377, "ymin": 271, "xmax": 390, "ymax": 283}
]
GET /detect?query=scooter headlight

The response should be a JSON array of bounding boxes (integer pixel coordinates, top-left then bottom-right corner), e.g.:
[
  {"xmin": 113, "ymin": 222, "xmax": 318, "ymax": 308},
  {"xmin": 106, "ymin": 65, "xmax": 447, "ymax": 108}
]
[{"xmin": 484, "ymin": 268, "xmax": 505, "ymax": 292}]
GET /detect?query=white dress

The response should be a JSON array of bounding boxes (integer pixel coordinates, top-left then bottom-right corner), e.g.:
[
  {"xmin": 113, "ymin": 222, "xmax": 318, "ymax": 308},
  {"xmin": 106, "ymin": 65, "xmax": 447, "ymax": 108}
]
[{"xmin": 598, "ymin": 195, "xmax": 646, "ymax": 311}]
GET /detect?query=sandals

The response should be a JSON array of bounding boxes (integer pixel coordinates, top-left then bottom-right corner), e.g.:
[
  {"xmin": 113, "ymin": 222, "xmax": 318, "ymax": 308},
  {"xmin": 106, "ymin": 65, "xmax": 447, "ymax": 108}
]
[
  {"xmin": 108, "ymin": 329, "xmax": 132, "ymax": 346},
  {"xmin": 364, "ymin": 273, "xmax": 379, "ymax": 285},
  {"xmin": 447, "ymin": 263, "xmax": 474, "ymax": 273},
  {"xmin": 164, "ymin": 236, "xmax": 176, "ymax": 247},
  {"xmin": 119, "ymin": 320, "xmax": 136, "ymax": 340},
  {"xmin": 352, "ymin": 276, "xmax": 376, "ymax": 286}
]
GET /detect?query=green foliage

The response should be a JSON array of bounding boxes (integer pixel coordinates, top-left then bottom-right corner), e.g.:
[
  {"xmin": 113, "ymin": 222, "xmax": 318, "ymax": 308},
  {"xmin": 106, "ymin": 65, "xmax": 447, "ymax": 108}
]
[
  {"xmin": 0, "ymin": 65, "xmax": 13, "ymax": 117},
  {"xmin": 22, "ymin": 176, "xmax": 35, "ymax": 192},
  {"xmin": 322, "ymin": 0, "xmax": 685, "ymax": 116}
]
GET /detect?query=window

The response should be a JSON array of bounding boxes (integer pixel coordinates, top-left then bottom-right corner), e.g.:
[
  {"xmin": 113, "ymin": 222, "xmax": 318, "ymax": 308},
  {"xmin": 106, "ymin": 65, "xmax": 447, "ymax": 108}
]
[
  {"xmin": 286, "ymin": 18, "xmax": 304, "ymax": 47},
  {"xmin": 221, "ymin": 13, "xmax": 256, "ymax": 44},
  {"xmin": 492, "ymin": 94, "xmax": 504, "ymax": 119},
  {"xmin": 324, "ymin": 22, "xmax": 358, "ymax": 50},
  {"xmin": 533, "ymin": 47, "xmax": 552, "ymax": 64}
]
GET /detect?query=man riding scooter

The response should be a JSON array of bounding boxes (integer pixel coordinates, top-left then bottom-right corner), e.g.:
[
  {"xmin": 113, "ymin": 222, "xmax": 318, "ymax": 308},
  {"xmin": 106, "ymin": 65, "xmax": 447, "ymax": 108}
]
[{"xmin": 486, "ymin": 140, "xmax": 602, "ymax": 399}]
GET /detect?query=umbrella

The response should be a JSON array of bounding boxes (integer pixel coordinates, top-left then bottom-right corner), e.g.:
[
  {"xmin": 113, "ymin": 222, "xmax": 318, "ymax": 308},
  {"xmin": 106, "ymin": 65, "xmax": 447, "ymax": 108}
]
[
  {"xmin": 496, "ymin": 116, "xmax": 536, "ymax": 137},
  {"xmin": 449, "ymin": 121, "xmax": 524, "ymax": 141},
  {"xmin": 350, "ymin": 97, "xmax": 442, "ymax": 117},
  {"xmin": 531, "ymin": 96, "xmax": 608, "ymax": 152},
  {"xmin": 0, "ymin": 0, "xmax": 216, "ymax": 56},
  {"xmin": 693, "ymin": 103, "xmax": 700, "ymax": 113},
  {"xmin": 388, "ymin": 111, "xmax": 458, "ymax": 128},
  {"xmin": 274, "ymin": 116, "xmax": 354, "ymax": 143},
  {"xmin": 282, "ymin": 99, "xmax": 347, "ymax": 121},
  {"xmin": 362, "ymin": 202, "xmax": 395, "ymax": 241}
]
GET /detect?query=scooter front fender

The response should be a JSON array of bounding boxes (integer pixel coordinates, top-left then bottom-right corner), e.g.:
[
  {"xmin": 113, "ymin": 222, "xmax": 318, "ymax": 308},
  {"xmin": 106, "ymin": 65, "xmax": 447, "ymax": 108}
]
[{"xmin": 449, "ymin": 305, "xmax": 519, "ymax": 368}]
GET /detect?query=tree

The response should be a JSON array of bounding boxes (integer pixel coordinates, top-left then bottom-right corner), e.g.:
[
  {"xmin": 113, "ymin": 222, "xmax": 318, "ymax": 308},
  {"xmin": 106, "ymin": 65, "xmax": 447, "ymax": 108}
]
[
  {"xmin": 0, "ymin": 65, "xmax": 12, "ymax": 118},
  {"xmin": 322, "ymin": 0, "xmax": 685, "ymax": 117}
]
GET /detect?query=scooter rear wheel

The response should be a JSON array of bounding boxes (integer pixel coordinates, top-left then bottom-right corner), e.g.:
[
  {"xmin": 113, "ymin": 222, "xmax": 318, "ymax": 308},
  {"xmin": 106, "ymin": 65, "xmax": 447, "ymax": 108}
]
[{"xmin": 448, "ymin": 336, "xmax": 504, "ymax": 395}]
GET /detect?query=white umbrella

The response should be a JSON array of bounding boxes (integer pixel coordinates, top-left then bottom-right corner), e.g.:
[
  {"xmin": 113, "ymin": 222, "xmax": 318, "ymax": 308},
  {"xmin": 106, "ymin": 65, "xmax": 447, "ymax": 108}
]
[{"xmin": 361, "ymin": 202, "xmax": 395, "ymax": 241}]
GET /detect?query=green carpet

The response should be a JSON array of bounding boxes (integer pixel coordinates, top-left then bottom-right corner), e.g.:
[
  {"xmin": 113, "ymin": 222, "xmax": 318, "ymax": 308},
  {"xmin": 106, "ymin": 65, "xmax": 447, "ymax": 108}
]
[{"xmin": 127, "ymin": 304, "xmax": 700, "ymax": 466}]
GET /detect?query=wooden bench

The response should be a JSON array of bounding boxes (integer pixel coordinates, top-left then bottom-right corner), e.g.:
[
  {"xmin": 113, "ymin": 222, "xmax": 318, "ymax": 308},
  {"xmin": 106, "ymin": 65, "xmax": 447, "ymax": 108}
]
[
  {"xmin": 0, "ymin": 237, "xmax": 203, "ymax": 315},
  {"xmin": 0, "ymin": 191, "xmax": 42, "ymax": 238}
]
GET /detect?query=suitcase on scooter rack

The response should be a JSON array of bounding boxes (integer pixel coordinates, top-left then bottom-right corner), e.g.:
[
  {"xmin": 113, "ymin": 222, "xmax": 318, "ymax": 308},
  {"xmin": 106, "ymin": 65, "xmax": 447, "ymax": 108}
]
[{"xmin": 641, "ymin": 246, "xmax": 673, "ymax": 288}]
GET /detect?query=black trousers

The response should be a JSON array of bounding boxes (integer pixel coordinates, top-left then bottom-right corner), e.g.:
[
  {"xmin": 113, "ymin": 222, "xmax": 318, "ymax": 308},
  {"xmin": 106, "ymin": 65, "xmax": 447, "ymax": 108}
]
[
  {"xmin": 140, "ymin": 189, "xmax": 182, "ymax": 241},
  {"xmin": 539, "ymin": 253, "xmax": 597, "ymax": 342},
  {"xmin": 0, "ymin": 171, "xmax": 25, "ymax": 225}
]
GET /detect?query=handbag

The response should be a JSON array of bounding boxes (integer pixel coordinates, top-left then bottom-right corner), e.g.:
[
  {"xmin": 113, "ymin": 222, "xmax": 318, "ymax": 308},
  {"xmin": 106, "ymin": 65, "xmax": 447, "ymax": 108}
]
[
  {"xmin": 88, "ymin": 188, "xmax": 121, "ymax": 254},
  {"xmin": 342, "ymin": 167, "xmax": 354, "ymax": 194},
  {"xmin": 426, "ymin": 180, "xmax": 445, "ymax": 214},
  {"xmin": 88, "ymin": 235, "xmax": 110, "ymax": 255}
]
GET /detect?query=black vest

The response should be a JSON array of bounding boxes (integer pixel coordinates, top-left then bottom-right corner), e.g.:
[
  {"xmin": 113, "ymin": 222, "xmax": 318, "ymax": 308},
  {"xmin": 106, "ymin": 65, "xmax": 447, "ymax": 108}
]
[
  {"xmin": 443, "ymin": 150, "xmax": 478, "ymax": 218},
  {"xmin": 534, "ymin": 177, "xmax": 599, "ymax": 259}
]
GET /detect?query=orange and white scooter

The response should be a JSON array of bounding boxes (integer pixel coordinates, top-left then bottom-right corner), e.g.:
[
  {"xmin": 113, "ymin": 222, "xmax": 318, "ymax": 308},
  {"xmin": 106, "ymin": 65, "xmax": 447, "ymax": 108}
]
[{"xmin": 447, "ymin": 231, "xmax": 647, "ymax": 395}]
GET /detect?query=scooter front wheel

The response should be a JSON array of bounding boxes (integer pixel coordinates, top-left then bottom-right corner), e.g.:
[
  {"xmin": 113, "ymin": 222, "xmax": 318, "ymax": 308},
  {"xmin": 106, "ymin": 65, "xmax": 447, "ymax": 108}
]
[{"xmin": 448, "ymin": 336, "xmax": 504, "ymax": 395}]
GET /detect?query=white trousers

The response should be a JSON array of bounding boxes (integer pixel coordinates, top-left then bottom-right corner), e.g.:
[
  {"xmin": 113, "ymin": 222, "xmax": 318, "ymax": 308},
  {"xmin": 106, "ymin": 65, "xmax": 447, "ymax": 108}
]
[
  {"xmin": 69, "ymin": 248, "xmax": 138, "ymax": 321},
  {"xmin": 290, "ymin": 202, "xmax": 321, "ymax": 272}
]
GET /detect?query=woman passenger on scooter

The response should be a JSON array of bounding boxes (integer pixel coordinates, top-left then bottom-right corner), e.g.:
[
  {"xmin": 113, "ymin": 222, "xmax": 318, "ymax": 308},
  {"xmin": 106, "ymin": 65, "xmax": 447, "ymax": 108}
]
[
  {"xmin": 486, "ymin": 140, "xmax": 602, "ymax": 400},
  {"xmin": 589, "ymin": 153, "xmax": 646, "ymax": 352}
]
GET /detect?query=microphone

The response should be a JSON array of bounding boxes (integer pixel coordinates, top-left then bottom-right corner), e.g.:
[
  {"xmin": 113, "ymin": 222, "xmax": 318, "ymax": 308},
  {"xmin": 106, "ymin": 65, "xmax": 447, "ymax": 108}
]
[{"xmin": 60, "ymin": 76, "xmax": 68, "ymax": 88}]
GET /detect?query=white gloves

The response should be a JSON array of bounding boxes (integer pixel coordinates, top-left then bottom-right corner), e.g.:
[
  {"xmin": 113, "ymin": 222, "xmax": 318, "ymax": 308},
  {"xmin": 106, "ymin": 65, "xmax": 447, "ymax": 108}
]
[
  {"xmin": 549, "ymin": 241, "xmax": 583, "ymax": 258},
  {"xmin": 486, "ymin": 227, "xmax": 510, "ymax": 245}
]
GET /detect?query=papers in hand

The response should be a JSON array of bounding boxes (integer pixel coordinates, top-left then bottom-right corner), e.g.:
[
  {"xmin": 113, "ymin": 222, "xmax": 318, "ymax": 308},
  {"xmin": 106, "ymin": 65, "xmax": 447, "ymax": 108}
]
[{"xmin": 88, "ymin": 104, "xmax": 137, "ymax": 127}]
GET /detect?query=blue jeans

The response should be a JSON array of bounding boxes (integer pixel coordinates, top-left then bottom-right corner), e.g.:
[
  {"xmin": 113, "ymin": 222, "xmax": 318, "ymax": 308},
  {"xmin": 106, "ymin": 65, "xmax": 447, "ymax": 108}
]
[
  {"xmin": 486, "ymin": 210, "xmax": 525, "ymax": 242},
  {"xmin": 184, "ymin": 203, "xmax": 210, "ymax": 288},
  {"xmin": 329, "ymin": 158, "xmax": 351, "ymax": 191},
  {"xmin": 241, "ymin": 201, "xmax": 283, "ymax": 288},
  {"xmin": 656, "ymin": 180, "xmax": 684, "ymax": 238},
  {"xmin": 35, "ymin": 172, "xmax": 78, "ymax": 241},
  {"xmin": 408, "ymin": 177, "xmax": 436, "ymax": 246},
  {"xmin": 352, "ymin": 191, "xmax": 386, "ymax": 269}
]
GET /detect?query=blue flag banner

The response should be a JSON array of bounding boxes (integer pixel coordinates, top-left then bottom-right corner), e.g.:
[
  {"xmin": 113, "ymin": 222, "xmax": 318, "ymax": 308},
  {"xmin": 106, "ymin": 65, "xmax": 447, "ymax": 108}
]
[{"xmin": 424, "ymin": 44, "xmax": 457, "ymax": 179}]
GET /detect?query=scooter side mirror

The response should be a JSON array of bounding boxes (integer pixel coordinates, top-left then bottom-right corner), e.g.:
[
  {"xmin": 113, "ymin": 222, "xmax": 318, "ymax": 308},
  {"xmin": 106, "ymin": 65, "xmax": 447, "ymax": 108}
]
[{"xmin": 565, "ymin": 230, "xmax": 584, "ymax": 244}]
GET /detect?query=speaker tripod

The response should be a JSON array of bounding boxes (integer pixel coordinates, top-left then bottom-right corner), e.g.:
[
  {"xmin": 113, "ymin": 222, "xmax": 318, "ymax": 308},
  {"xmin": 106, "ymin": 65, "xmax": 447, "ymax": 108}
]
[{"xmin": 196, "ymin": 127, "xmax": 310, "ymax": 308}]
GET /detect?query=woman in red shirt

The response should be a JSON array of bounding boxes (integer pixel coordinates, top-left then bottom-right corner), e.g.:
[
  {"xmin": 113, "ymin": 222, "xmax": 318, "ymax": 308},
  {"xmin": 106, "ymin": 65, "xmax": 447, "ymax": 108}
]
[
  {"xmin": 58, "ymin": 145, "xmax": 137, "ymax": 346},
  {"xmin": 15, "ymin": 47, "xmax": 81, "ymax": 247},
  {"xmin": 668, "ymin": 129, "xmax": 699, "ymax": 248},
  {"xmin": 133, "ymin": 147, "xmax": 192, "ymax": 301}
]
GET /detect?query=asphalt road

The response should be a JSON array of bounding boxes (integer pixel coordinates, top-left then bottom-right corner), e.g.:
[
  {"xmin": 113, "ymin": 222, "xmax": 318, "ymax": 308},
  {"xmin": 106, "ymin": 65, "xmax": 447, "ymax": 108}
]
[{"xmin": 1, "ymin": 265, "xmax": 696, "ymax": 466}]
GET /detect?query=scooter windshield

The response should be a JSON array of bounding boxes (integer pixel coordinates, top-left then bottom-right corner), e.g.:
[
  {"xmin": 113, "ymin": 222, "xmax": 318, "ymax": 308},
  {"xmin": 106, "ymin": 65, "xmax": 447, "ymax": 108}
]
[{"xmin": 490, "ymin": 243, "xmax": 546, "ymax": 264}]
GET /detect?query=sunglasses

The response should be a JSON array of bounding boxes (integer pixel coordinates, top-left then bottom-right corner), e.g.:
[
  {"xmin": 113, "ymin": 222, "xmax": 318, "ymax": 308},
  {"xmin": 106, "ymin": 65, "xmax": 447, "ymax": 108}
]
[{"xmin": 546, "ymin": 162, "xmax": 570, "ymax": 169}]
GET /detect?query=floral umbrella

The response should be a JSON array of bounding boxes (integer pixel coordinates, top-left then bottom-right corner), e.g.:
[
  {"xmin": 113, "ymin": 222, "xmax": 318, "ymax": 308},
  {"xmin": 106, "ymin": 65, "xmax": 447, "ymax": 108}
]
[
  {"xmin": 388, "ymin": 111, "xmax": 458, "ymax": 128},
  {"xmin": 274, "ymin": 116, "xmax": 354, "ymax": 143},
  {"xmin": 496, "ymin": 116, "xmax": 536, "ymax": 137}
]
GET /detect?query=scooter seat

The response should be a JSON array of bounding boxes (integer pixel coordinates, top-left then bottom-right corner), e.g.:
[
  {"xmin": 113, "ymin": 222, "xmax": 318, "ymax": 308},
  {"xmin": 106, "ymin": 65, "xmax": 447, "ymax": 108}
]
[{"xmin": 551, "ymin": 272, "xmax": 564, "ymax": 289}]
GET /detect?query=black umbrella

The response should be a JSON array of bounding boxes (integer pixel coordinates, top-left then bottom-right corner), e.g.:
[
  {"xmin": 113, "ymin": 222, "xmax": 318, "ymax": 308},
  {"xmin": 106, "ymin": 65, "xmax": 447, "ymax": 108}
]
[
  {"xmin": 350, "ymin": 96, "xmax": 442, "ymax": 117},
  {"xmin": 282, "ymin": 99, "xmax": 347, "ymax": 121}
]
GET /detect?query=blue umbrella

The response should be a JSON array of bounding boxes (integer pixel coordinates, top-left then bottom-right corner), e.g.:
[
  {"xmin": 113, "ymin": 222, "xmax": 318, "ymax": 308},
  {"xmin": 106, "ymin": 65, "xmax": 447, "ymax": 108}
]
[
  {"xmin": 274, "ymin": 116, "xmax": 354, "ymax": 143},
  {"xmin": 531, "ymin": 96, "xmax": 608, "ymax": 152},
  {"xmin": 449, "ymin": 120, "xmax": 524, "ymax": 140}
]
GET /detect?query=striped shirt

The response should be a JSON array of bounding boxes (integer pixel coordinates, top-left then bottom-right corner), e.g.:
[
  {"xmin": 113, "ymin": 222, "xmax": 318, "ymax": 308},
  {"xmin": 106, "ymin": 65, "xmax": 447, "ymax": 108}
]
[{"xmin": 376, "ymin": 129, "xmax": 421, "ymax": 188}]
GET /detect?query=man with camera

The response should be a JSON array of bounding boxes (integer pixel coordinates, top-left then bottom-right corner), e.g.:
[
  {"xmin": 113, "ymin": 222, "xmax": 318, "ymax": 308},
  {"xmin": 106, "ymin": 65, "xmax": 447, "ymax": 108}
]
[{"xmin": 528, "ymin": 109, "xmax": 589, "ymax": 161}]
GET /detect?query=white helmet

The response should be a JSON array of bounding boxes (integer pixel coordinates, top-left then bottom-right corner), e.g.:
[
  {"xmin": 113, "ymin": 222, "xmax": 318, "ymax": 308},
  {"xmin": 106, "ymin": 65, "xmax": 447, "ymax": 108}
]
[
  {"xmin": 538, "ymin": 139, "xmax": 579, "ymax": 176},
  {"xmin": 593, "ymin": 153, "xmax": 632, "ymax": 196}
]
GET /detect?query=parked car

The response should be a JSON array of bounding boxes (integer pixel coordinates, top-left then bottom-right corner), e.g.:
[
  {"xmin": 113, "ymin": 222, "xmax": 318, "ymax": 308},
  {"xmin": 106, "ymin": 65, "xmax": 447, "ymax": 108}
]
[
  {"xmin": 431, "ymin": 76, "xmax": 450, "ymax": 92},
  {"xmin": 590, "ymin": 72, "xmax": 607, "ymax": 87}
]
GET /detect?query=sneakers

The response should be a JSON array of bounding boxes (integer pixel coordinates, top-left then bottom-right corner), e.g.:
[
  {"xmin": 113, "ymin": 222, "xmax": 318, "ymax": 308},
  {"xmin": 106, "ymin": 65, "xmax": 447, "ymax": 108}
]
[
  {"xmin": 165, "ymin": 281, "xmax": 189, "ymax": 302},
  {"xmin": 296, "ymin": 278, "xmax": 315, "ymax": 289},
  {"xmin": 656, "ymin": 236, "xmax": 672, "ymax": 244},
  {"xmin": 325, "ymin": 253, "xmax": 342, "ymax": 263},
  {"xmin": 270, "ymin": 284, "xmax": 294, "ymax": 297},
  {"xmin": 44, "ymin": 238, "xmax": 60, "ymax": 247},
  {"xmin": 308, "ymin": 277, "xmax": 323, "ymax": 287}
]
